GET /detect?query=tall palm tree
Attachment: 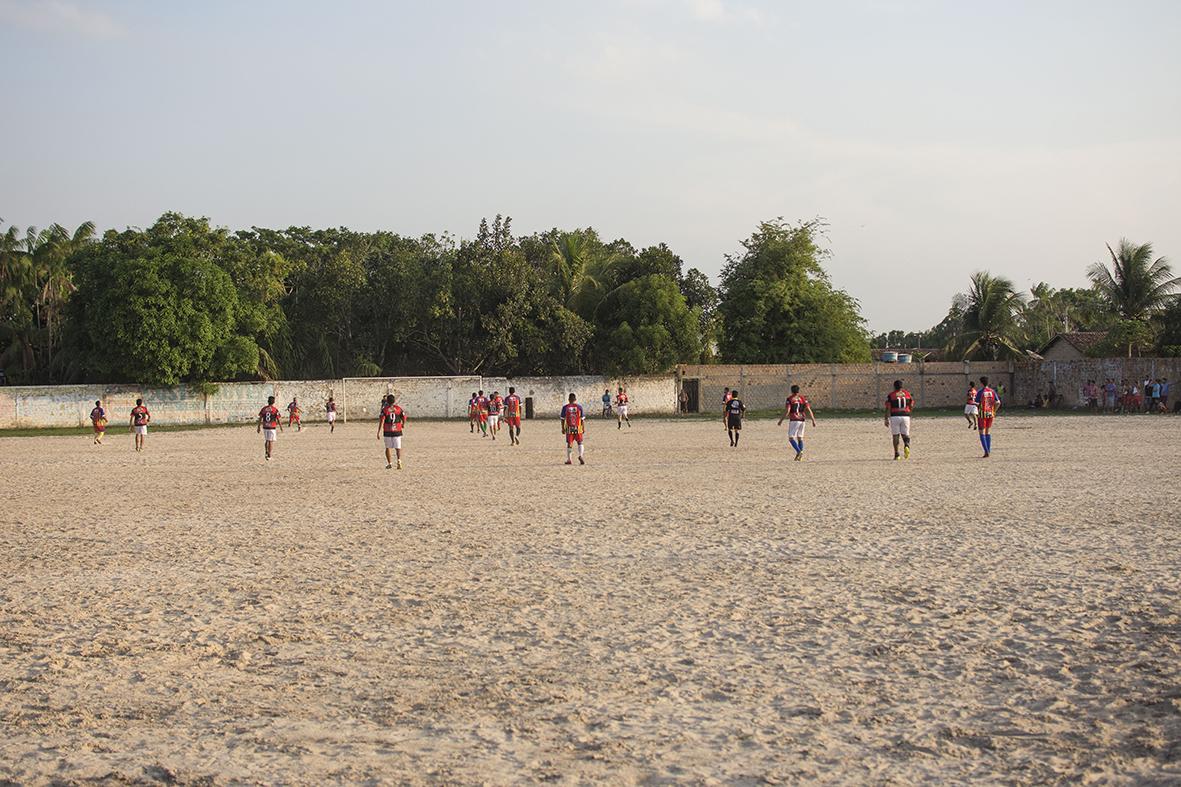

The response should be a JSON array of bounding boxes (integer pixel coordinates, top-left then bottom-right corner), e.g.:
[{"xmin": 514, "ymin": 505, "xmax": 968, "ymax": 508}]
[
  {"xmin": 948, "ymin": 272, "xmax": 1026, "ymax": 360},
  {"xmin": 1087, "ymin": 239, "xmax": 1178, "ymax": 356}
]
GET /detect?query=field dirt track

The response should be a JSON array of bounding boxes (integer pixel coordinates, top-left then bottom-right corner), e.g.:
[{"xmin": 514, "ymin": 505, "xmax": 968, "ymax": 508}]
[{"xmin": 1, "ymin": 414, "xmax": 1179, "ymax": 784}]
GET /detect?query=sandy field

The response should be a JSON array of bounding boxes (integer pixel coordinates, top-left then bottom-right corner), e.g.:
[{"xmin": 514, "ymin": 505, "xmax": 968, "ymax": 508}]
[{"xmin": 1, "ymin": 412, "xmax": 1179, "ymax": 784}]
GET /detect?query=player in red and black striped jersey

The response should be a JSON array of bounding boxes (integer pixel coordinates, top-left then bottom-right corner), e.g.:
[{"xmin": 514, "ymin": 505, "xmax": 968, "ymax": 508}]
[
  {"xmin": 257, "ymin": 395, "xmax": 284, "ymax": 460},
  {"xmin": 884, "ymin": 380, "xmax": 914, "ymax": 460},
  {"xmin": 504, "ymin": 387, "xmax": 523, "ymax": 445},
  {"xmin": 777, "ymin": 385, "xmax": 817, "ymax": 461},
  {"xmin": 377, "ymin": 394, "xmax": 408, "ymax": 470},
  {"xmin": 129, "ymin": 399, "xmax": 151, "ymax": 452}
]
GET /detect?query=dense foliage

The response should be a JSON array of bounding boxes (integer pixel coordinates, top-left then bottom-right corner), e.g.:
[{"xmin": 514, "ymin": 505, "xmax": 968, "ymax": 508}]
[
  {"xmin": 1, "ymin": 213, "xmax": 723, "ymax": 384},
  {"xmin": 718, "ymin": 220, "xmax": 870, "ymax": 363},
  {"xmin": 4, "ymin": 213, "xmax": 1175, "ymax": 384}
]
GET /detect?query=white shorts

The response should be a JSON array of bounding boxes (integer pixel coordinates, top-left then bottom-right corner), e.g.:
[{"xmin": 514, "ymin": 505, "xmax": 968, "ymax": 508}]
[
  {"xmin": 618, "ymin": 405, "xmax": 628, "ymax": 417},
  {"xmin": 889, "ymin": 416, "xmax": 911, "ymax": 436},
  {"xmin": 964, "ymin": 404, "xmax": 978, "ymax": 416},
  {"xmin": 787, "ymin": 420, "xmax": 806, "ymax": 438},
  {"xmin": 133, "ymin": 425, "xmax": 148, "ymax": 436},
  {"xmin": 383, "ymin": 435, "xmax": 402, "ymax": 450},
  {"xmin": 488, "ymin": 414, "xmax": 499, "ymax": 428},
  {"xmin": 327, "ymin": 412, "xmax": 337, "ymax": 422},
  {"xmin": 263, "ymin": 428, "xmax": 277, "ymax": 442}
]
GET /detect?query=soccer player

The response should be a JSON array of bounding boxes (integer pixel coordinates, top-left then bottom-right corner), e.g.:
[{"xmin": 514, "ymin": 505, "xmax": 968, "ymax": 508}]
[
  {"xmin": 964, "ymin": 380, "xmax": 979, "ymax": 430},
  {"xmin": 468, "ymin": 392, "xmax": 479, "ymax": 433},
  {"xmin": 777, "ymin": 385, "xmax": 816, "ymax": 461},
  {"xmin": 975, "ymin": 375, "xmax": 1001, "ymax": 458},
  {"xmin": 884, "ymin": 380, "xmax": 913, "ymax": 460},
  {"xmin": 487, "ymin": 391, "xmax": 502, "ymax": 439},
  {"xmin": 560, "ymin": 392, "xmax": 586, "ymax": 465},
  {"xmin": 258, "ymin": 395, "xmax": 283, "ymax": 460},
  {"xmin": 89, "ymin": 400, "xmax": 107, "ymax": 445},
  {"xmin": 601, "ymin": 389, "xmax": 612, "ymax": 418},
  {"xmin": 377, "ymin": 394, "xmax": 407, "ymax": 469},
  {"xmin": 326, "ymin": 396, "xmax": 338, "ymax": 433},
  {"xmin": 615, "ymin": 387, "xmax": 631, "ymax": 429},
  {"xmin": 504, "ymin": 386, "xmax": 523, "ymax": 445},
  {"xmin": 129, "ymin": 398, "xmax": 150, "ymax": 452},
  {"xmin": 286, "ymin": 397, "xmax": 302, "ymax": 431},
  {"xmin": 476, "ymin": 389, "xmax": 489, "ymax": 437},
  {"xmin": 724, "ymin": 389, "xmax": 745, "ymax": 447}
]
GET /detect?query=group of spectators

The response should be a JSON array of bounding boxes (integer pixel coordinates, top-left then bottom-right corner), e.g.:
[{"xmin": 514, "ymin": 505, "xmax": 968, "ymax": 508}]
[{"xmin": 1083, "ymin": 378, "xmax": 1175, "ymax": 413}]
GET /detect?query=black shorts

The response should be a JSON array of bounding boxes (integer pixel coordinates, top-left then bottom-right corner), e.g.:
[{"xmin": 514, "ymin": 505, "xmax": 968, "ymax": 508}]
[{"xmin": 727, "ymin": 415, "xmax": 743, "ymax": 430}]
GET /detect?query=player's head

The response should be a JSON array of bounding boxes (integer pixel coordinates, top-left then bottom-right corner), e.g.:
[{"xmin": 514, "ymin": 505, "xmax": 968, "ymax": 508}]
[
  {"xmin": 791, "ymin": 385, "xmax": 800, "ymax": 394},
  {"xmin": 568, "ymin": 393, "xmax": 577, "ymax": 403},
  {"xmin": 893, "ymin": 380, "xmax": 903, "ymax": 391},
  {"xmin": 724, "ymin": 386, "xmax": 730, "ymax": 392},
  {"xmin": 267, "ymin": 396, "xmax": 275, "ymax": 405},
  {"xmin": 980, "ymin": 375, "xmax": 989, "ymax": 387},
  {"xmin": 135, "ymin": 398, "xmax": 143, "ymax": 406},
  {"xmin": 731, "ymin": 389, "xmax": 739, "ymax": 398},
  {"xmin": 328, "ymin": 396, "xmax": 334, "ymax": 402},
  {"xmin": 478, "ymin": 390, "xmax": 484, "ymax": 396},
  {"xmin": 618, "ymin": 387, "xmax": 623, "ymax": 393},
  {"xmin": 94, "ymin": 400, "xmax": 101, "ymax": 407},
  {"xmin": 508, "ymin": 386, "xmax": 515, "ymax": 395}
]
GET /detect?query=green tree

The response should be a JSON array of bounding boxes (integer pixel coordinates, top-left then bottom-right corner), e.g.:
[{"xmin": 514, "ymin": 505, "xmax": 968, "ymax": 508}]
[
  {"xmin": 718, "ymin": 219, "xmax": 869, "ymax": 363},
  {"xmin": 594, "ymin": 274, "xmax": 702, "ymax": 374},
  {"xmin": 1087, "ymin": 239, "xmax": 1178, "ymax": 356},
  {"xmin": 65, "ymin": 214, "xmax": 282, "ymax": 384},
  {"xmin": 946, "ymin": 272, "xmax": 1026, "ymax": 360}
]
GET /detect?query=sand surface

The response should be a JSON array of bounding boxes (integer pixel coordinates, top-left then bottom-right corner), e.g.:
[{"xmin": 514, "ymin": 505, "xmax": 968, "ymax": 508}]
[{"xmin": 1, "ymin": 413, "xmax": 1179, "ymax": 784}]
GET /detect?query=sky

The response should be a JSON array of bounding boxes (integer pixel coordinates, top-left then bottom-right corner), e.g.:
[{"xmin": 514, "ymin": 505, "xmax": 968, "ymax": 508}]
[{"xmin": 2, "ymin": 0, "xmax": 1179, "ymax": 332}]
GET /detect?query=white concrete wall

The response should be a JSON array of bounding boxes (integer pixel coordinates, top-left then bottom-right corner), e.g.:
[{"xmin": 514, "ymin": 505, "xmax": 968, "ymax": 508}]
[{"xmin": 0, "ymin": 374, "xmax": 679, "ymax": 429}]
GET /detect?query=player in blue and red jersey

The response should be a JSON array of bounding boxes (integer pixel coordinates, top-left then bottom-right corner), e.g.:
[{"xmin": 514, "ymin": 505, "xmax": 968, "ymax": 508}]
[
  {"xmin": 975, "ymin": 375, "xmax": 1001, "ymax": 458},
  {"xmin": 777, "ymin": 384, "xmax": 817, "ymax": 461},
  {"xmin": 560, "ymin": 392, "xmax": 586, "ymax": 465},
  {"xmin": 884, "ymin": 380, "xmax": 914, "ymax": 460},
  {"xmin": 504, "ymin": 387, "xmax": 523, "ymax": 445},
  {"xmin": 475, "ymin": 390, "xmax": 490, "ymax": 437}
]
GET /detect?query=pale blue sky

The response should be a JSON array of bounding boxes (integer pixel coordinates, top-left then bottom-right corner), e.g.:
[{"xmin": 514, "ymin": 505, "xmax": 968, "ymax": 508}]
[{"xmin": 2, "ymin": 0, "xmax": 1179, "ymax": 331}]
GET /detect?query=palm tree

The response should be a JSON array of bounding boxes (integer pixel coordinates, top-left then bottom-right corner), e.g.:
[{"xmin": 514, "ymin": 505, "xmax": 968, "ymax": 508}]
[
  {"xmin": 549, "ymin": 231, "xmax": 617, "ymax": 319},
  {"xmin": 948, "ymin": 272, "xmax": 1026, "ymax": 360},
  {"xmin": 1087, "ymin": 239, "xmax": 1178, "ymax": 356}
]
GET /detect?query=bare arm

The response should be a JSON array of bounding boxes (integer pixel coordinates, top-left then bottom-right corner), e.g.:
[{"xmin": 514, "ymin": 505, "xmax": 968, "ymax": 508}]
[{"xmin": 807, "ymin": 404, "xmax": 817, "ymax": 427}]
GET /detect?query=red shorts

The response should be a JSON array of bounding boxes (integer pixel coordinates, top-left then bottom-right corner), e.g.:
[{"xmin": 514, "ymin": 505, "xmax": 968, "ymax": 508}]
[
  {"xmin": 479, "ymin": 413, "xmax": 488, "ymax": 423},
  {"xmin": 565, "ymin": 431, "xmax": 583, "ymax": 444},
  {"xmin": 978, "ymin": 415, "xmax": 995, "ymax": 430},
  {"xmin": 506, "ymin": 415, "xmax": 521, "ymax": 427}
]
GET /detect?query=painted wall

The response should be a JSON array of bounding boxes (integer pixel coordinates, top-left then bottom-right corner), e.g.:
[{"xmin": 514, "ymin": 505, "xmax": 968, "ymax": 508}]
[
  {"xmin": 678, "ymin": 361, "xmax": 1015, "ymax": 411},
  {"xmin": 4, "ymin": 360, "xmax": 1175, "ymax": 428},
  {"xmin": 0, "ymin": 374, "xmax": 678, "ymax": 429}
]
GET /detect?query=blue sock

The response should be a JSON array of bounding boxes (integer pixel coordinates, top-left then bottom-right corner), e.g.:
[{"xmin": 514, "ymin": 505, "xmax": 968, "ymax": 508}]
[
  {"xmin": 789, "ymin": 438, "xmax": 798, "ymax": 453},
  {"xmin": 798, "ymin": 439, "xmax": 804, "ymax": 453},
  {"xmin": 985, "ymin": 434, "xmax": 992, "ymax": 452},
  {"xmin": 980, "ymin": 433, "xmax": 988, "ymax": 451}
]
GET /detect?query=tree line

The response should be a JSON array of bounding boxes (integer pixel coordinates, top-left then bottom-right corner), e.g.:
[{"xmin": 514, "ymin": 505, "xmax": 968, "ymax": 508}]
[
  {"xmin": 0, "ymin": 214, "xmax": 869, "ymax": 386},
  {"xmin": 873, "ymin": 240, "xmax": 1181, "ymax": 359}
]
